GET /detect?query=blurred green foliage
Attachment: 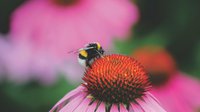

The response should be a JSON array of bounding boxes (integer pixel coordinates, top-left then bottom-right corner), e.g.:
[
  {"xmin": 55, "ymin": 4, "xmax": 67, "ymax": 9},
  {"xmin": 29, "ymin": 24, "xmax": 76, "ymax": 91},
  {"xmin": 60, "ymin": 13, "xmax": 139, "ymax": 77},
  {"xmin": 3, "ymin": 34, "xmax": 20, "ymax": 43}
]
[
  {"xmin": 0, "ymin": 0, "xmax": 25, "ymax": 34},
  {"xmin": 0, "ymin": 77, "xmax": 77, "ymax": 112}
]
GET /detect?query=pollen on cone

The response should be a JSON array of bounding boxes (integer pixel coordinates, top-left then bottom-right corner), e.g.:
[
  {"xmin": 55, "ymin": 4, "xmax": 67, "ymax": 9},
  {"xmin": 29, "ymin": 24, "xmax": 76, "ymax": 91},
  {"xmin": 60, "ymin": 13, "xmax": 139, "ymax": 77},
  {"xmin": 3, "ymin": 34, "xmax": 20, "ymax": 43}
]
[{"xmin": 83, "ymin": 54, "xmax": 151, "ymax": 104}]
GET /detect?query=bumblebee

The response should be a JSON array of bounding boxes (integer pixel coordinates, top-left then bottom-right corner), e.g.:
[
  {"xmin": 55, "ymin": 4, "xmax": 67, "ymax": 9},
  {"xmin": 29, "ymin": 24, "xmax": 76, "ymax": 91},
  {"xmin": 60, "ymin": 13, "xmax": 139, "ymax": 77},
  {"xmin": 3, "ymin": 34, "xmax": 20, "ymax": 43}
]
[{"xmin": 78, "ymin": 42, "xmax": 104, "ymax": 68}]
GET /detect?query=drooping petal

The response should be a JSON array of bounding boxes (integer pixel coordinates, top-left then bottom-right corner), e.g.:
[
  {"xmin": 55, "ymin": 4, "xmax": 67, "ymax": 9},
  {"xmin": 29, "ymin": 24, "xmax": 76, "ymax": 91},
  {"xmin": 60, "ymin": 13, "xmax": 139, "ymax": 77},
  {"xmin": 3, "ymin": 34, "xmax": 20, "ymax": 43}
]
[
  {"xmin": 86, "ymin": 100, "xmax": 101, "ymax": 112},
  {"xmin": 73, "ymin": 97, "xmax": 91, "ymax": 112},
  {"xmin": 110, "ymin": 104, "xmax": 118, "ymax": 112},
  {"xmin": 119, "ymin": 104, "xmax": 128, "ymax": 112},
  {"xmin": 96, "ymin": 102, "xmax": 106, "ymax": 112},
  {"xmin": 130, "ymin": 102, "xmax": 145, "ymax": 112},
  {"xmin": 59, "ymin": 94, "xmax": 86, "ymax": 112},
  {"xmin": 50, "ymin": 86, "xmax": 85, "ymax": 112},
  {"xmin": 136, "ymin": 93, "xmax": 166, "ymax": 112}
]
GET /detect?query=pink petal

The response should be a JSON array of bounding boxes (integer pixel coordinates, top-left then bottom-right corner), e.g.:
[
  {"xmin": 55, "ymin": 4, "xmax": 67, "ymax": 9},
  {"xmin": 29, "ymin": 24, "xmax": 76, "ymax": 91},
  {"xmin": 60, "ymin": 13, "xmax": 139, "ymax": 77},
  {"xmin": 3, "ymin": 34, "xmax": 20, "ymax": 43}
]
[
  {"xmin": 110, "ymin": 104, "xmax": 119, "ymax": 112},
  {"xmin": 130, "ymin": 102, "xmax": 145, "ymax": 112},
  {"xmin": 119, "ymin": 104, "xmax": 128, "ymax": 112},
  {"xmin": 86, "ymin": 100, "xmax": 100, "ymax": 112},
  {"xmin": 59, "ymin": 93, "xmax": 86, "ymax": 112},
  {"xmin": 50, "ymin": 86, "xmax": 85, "ymax": 112},
  {"xmin": 96, "ymin": 102, "xmax": 106, "ymax": 112},
  {"xmin": 69, "ymin": 96, "xmax": 91, "ymax": 112},
  {"xmin": 145, "ymin": 93, "xmax": 166, "ymax": 111},
  {"xmin": 151, "ymin": 71, "xmax": 200, "ymax": 112},
  {"xmin": 136, "ymin": 93, "xmax": 166, "ymax": 112},
  {"xmin": 175, "ymin": 72, "xmax": 200, "ymax": 107}
]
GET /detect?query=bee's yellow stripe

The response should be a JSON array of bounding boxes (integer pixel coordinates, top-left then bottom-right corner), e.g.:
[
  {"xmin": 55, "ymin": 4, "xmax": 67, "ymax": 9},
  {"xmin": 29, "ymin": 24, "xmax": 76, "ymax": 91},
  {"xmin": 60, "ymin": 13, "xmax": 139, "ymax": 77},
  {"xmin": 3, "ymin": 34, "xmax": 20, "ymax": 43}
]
[
  {"xmin": 96, "ymin": 42, "xmax": 101, "ymax": 50},
  {"xmin": 80, "ymin": 50, "xmax": 88, "ymax": 57}
]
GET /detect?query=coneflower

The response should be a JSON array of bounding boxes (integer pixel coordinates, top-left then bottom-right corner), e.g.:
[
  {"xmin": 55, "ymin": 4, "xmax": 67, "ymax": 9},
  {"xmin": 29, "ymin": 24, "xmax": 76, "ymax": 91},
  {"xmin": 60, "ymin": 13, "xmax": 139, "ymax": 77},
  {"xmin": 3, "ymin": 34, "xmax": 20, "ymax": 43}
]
[
  {"xmin": 50, "ymin": 54, "xmax": 166, "ymax": 112},
  {"xmin": 132, "ymin": 46, "xmax": 200, "ymax": 112}
]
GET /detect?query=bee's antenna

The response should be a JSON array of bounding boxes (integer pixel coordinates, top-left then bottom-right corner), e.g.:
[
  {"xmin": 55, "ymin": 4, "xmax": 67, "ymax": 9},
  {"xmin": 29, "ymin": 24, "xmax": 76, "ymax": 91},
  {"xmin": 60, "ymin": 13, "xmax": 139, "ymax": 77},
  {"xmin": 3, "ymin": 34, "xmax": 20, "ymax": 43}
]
[
  {"xmin": 68, "ymin": 49, "xmax": 79, "ymax": 54},
  {"xmin": 68, "ymin": 50, "xmax": 74, "ymax": 53}
]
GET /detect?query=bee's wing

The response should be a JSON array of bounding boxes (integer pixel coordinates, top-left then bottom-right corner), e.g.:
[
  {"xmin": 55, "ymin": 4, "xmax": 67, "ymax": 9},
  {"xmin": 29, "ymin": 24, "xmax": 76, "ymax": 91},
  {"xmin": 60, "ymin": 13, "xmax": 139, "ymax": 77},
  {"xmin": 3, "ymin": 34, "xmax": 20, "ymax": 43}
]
[
  {"xmin": 79, "ymin": 47, "xmax": 94, "ymax": 51},
  {"xmin": 68, "ymin": 47, "xmax": 94, "ymax": 55}
]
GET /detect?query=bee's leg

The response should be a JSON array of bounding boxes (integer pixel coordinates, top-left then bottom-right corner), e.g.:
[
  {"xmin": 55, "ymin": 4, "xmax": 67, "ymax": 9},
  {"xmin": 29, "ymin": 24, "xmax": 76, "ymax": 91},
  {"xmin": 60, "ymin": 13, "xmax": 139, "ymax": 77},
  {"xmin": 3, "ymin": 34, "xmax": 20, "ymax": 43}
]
[
  {"xmin": 88, "ymin": 64, "xmax": 92, "ymax": 68},
  {"xmin": 96, "ymin": 55, "xmax": 101, "ymax": 58},
  {"xmin": 86, "ymin": 59, "xmax": 92, "ymax": 68},
  {"xmin": 96, "ymin": 55, "xmax": 99, "ymax": 58}
]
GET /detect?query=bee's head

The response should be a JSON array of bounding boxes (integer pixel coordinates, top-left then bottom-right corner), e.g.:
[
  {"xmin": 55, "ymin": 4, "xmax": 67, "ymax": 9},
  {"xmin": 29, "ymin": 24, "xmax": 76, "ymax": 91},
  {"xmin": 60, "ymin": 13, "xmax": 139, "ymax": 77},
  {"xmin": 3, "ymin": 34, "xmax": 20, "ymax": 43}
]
[
  {"xmin": 86, "ymin": 42, "xmax": 104, "ymax": 54},
  {"xmin": 79, "ymin": 49, "xmax": 88, "ymax": 58},
  {"xmin": 98, "ymin": 47, "xmax": 104, "ymax": 54},
  {"xmin": 86, "ymin": 42, "xmax": 99, "ymax": 50},
  {"xmin": 95, "ymin": 42, "xmax": 104, "ymax": 54}
]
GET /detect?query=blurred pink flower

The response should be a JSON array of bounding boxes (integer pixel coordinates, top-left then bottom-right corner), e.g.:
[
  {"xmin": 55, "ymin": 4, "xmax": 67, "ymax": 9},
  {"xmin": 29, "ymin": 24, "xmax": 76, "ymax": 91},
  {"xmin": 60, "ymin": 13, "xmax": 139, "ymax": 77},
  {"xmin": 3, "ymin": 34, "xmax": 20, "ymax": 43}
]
[
  {"xmin": 0, "ymin": 35, "xmax": 58, "ymax": 84},
  {"xmin": 151, "ymin": 72, "xmax": 200, "ymax": 112},
  {"xmin": 10, "ymin": 0, "xmax": 139, "ymax": 59},
  {"xmin": 132, "ymin": 46, "xmax": 200, "ymax": 112},
  {"xmin": 3, "ymin": 0, "xmax": 139, "ymax": 84},
  {"xmin": 50, "ymin": 54, "xmax": 166, "ymax": 112}
]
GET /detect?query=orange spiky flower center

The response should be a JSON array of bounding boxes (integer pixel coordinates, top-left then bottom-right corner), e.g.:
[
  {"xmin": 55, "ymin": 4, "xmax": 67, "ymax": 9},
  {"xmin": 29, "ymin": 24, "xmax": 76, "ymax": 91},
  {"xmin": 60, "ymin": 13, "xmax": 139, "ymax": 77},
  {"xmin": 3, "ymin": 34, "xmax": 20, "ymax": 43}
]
[{"xmin": 83, "ymin": 54, "xmax": 150, "ymax": 105}]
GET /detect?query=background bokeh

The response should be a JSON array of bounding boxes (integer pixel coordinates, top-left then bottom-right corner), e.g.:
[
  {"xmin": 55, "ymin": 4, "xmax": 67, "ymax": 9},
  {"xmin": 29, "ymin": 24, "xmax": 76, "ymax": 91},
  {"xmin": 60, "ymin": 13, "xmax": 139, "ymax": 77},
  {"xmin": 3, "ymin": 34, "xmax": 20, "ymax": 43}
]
[{"xmin": 0, "ymin": 0, "xmax": 200, "ymax": 112}]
